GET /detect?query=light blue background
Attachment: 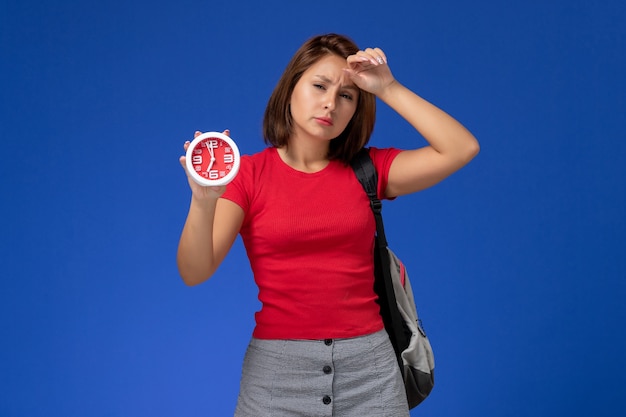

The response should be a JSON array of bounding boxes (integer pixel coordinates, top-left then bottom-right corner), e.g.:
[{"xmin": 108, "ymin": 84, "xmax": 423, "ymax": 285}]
[{"xmin": 1, "ymin": 0, "xmax": 624, "ymax": 416}]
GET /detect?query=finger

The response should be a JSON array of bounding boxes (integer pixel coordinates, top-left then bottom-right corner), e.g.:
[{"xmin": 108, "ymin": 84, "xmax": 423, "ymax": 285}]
[
  {"xmin": 183, "ymin": 140, "xmax": 190, "ymax": 151},
  {"xmin": 346, "ymin": 54, "xmax": 373, "ymax": 73},
  {"xmin": 194, "ymin": 131, "xmax": 202, "ymax": 138},
  {"xmin": 347, "ymin": 51, "xmax": 371, "ymax": 61},
  {"xmin": 358, "ymin": 49, "xmax": 379, "ymax": 66},
  {"xmin": 223, "ymin": 129, "xmax": 230, "ymax": 137},
  {"xmin": 363, "ymin": 48, "xmax": 387, "ymax": 65},
  {"xmin": 372, "ymin": 47, "xmax": 387, "ymax": 64}
]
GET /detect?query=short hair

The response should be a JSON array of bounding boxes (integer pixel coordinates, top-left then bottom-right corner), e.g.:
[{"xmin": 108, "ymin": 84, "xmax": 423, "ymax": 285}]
[{"xmin": 263, "ymin": 33, "xmax": 376, "ymax": 164}]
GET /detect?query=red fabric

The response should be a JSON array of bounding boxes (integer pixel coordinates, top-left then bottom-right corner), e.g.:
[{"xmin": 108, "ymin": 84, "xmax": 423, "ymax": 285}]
[{"xmin": 221, "ymin": 146, "xmax": 401, "ymax": 339}]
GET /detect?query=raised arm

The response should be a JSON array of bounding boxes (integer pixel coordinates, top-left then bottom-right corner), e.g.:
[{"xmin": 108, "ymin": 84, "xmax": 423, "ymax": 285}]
[
  {"xmin": 345, "ymin": 48, "xmax": 480, "ymax": 197},
  {"xmin": 177, "ymin": 131, "xmax": 244, "ymax": 286}
]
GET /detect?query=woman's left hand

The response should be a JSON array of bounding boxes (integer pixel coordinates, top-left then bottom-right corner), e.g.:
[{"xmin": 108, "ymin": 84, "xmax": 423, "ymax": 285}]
[{"xmin": 344, "ymin": 48, "xmax": 395, "ymax": 96}]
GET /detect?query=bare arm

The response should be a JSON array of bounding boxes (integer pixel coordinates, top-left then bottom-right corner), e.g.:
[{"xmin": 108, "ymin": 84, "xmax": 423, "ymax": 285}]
[
  {"xmin": 176, "ymin": 131, "xmax": 244, "ymax": 286},
  {"xmin": 379, "ymin": 80, "xmax": 480, "ymax": 197},
  {"xmin": 345, "ymin": 48, "xmax": 480, "ymax": 197}
]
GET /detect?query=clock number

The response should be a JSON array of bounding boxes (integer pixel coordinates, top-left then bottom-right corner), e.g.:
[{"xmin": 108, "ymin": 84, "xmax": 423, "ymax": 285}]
[
  {"xmin": 192, "ymin": 155, "xmax": 202, "ymax": 164},
  {"xmin": 206, "ymin": 140, "xmax": 218, "ymax": 149},
  {"xmin": 223, "ymin": 154, "xmax": 234, "ymax": 163},
  {"xmin": 208, "ymin": 169, "xmax": 219, "ymax": 180}
]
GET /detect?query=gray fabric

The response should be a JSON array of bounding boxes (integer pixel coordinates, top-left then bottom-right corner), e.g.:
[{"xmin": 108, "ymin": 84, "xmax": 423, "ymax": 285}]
[
  {"xmin": 234, "ymin": 329, "xmax": 409, "ymax": 417},
  {"xmin": 388, "ymin": 247, "xmax": 435, "ymax": 376},
  {"xmin": 387, "ymin": 248, "xmax": 435, "ymax": 406}
]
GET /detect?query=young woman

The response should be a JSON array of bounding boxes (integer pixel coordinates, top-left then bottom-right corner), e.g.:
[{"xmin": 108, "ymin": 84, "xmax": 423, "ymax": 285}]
[{"xmin": 177, "ymin": 33, "xmax": 479, "ymax": 416}]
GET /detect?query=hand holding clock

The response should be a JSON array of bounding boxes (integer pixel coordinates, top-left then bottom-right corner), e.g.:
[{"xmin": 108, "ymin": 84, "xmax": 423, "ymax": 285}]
[{"xmin": 179, "ymin": 129, "xmax": 241, "ymax": 201}]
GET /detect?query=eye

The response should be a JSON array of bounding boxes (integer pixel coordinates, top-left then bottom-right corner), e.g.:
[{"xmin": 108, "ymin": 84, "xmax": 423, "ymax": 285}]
[
  {"xmin": 340, "ymin": 92, "xmax": 353, "ymax": 101},
  {"xmin": 313, "ymin": 84, "xmax": 326, "ymax": 90}
]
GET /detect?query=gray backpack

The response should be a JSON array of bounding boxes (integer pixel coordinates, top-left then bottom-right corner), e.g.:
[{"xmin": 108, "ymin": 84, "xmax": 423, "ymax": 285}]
[{"xmin": 351, "ymin": 149, "xmax": 435, "ymax": 409}]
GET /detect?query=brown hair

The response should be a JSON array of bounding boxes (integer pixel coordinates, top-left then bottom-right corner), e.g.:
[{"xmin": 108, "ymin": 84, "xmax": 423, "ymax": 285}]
[{"xmin": 263, "ymin": 33, "xmax": 376, "ymax": 163}]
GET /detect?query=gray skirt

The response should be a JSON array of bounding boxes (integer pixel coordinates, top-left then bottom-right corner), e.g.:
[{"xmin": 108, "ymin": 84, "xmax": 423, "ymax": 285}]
[{"xmin": 234, "ymin": 329, "xmax": 409, "ymax": 417}]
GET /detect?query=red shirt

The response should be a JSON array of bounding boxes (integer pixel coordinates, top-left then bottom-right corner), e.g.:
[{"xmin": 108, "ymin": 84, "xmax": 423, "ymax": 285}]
[{"xmin": 221, "ymin": 146, "xmax": 401, "ymax": 339}]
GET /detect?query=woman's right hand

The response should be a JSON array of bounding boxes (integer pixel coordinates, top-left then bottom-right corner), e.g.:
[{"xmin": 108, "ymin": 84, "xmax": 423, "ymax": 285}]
[
  {"xmin": 179, "ymin": 130, "xmax": 229, "ymax": 201},
  {"xmin": 177, "ymin": 128, "xmax": 244, "ymax": 286}
]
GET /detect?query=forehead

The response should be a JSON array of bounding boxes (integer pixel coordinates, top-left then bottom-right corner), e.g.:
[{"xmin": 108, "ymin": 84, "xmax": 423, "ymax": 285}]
[{"xmin": 302, "ymin": 54, "xmax": 355, "ymax": 87}]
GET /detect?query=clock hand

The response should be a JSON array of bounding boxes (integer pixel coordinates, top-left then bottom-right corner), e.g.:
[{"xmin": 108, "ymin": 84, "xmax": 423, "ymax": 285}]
[{"xmin": 206, "ymin": 141, "xmax": 216, "ymax": 173}]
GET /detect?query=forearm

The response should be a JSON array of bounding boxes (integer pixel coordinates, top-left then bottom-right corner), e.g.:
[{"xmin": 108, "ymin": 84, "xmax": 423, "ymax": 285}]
[
  {"xmin": 378, "ymin": 80, "xmax": 479, "ymax": 161},
  {"xmin": 176, "ymin": 197, "xmax": 219, "ymax": 286}
]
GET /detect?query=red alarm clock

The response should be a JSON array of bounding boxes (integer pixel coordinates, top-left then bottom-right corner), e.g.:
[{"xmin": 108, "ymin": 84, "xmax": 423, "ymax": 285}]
[{"xmin": 185, "ymin": 132, "xmax": 241, "ymax": 186}]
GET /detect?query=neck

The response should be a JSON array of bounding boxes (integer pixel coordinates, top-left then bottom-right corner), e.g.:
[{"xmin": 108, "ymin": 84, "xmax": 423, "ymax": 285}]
[{"xmin": 277, "ymin": 138, "xmax": 330, "ymax": 173}]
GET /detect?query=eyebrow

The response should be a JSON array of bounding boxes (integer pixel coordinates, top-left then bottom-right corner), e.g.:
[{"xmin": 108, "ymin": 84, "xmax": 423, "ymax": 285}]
[{"xmin": 314, "ymin": 75, "xmax": 359, "ymax": 91}]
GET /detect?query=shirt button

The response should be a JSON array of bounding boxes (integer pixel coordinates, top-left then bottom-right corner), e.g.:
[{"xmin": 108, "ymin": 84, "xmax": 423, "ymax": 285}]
[
  {"xmin": 324, "ymin": 339, "xmax": 333, "ymax": 346},
  {"xmin": 323, "ymin": 365, "xmax": 332, "ymax": 374},
  {"xmin": 322, "ymin": 395, "xmax": 332, "ymax": 405}
]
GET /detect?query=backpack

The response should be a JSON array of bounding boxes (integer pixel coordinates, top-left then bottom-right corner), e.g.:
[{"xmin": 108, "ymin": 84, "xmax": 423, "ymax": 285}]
[{"xmin": 351, "ymin": 149, "xmax": 435, "ymax": 409}]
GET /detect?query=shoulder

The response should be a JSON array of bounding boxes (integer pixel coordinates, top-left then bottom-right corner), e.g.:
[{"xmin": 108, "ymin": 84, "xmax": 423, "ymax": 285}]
[
  {"xmin": 222, "ymin": 148, "xmax": 275, "ymax": 209},
  {"xmin": 236, "ymin": 147, "xmax": 275, "ymax": 175},
  {"xmin": 367, "ymin": 146, "xmax": 402, "ymax": 173},
  {"xmin": 366, "ymin": 147, "xmax": 403, "ymax": 200},
  {"xmin": 242, "ymin": 147, "xmax": 276, "ymax": 166}
]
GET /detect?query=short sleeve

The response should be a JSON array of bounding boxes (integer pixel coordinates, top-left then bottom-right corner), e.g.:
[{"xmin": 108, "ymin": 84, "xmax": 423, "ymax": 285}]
[
  {"xmin": 367, "ymin": 146, "xmax": 402, "ymax": 200},
  {"xmin": 221, "ymin": 154, "xmax": 253, "ymax": 214}
]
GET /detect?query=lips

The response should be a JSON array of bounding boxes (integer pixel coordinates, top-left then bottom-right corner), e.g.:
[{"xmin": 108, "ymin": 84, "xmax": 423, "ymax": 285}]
[{"xmin": 315, "ymin": 117, "xmax": 333, "ymax": 126}]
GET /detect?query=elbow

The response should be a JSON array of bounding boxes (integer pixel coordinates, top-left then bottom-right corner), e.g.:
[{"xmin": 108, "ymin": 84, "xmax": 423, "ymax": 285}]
[
  {"xmin": 180, "ymin": 274, "xmax": 206, "ymax": 287},
  {"xmin": 176, "ymin": 244, "xmax": 218, "ymax": 286},
  {"xmin": 461, "ymin": 136, "xmax": 480, "ymax": 164},
  {"xmin": 177, "ymin": 260, "xmax": 213, "ymax": 287},
  {"xmin": 467, "ymin": 139, "xmax": 480, "ymax": 160}
]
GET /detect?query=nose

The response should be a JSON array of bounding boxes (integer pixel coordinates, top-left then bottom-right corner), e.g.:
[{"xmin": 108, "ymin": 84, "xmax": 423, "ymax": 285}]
[{"xmin": 324, "ymin": 94, "xmax": 336, "ymax": 111}]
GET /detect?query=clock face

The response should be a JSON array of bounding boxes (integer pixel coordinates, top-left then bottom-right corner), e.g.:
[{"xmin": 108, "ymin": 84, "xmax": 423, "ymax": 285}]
[{"xmin": 185, "ymin": 132, "xmax": 241, "ymax": 186}]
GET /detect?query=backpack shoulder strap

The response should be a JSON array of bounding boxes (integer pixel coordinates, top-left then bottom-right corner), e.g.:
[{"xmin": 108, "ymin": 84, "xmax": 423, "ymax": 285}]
[
  {"xmin": 350, "ymin": 148, "xmax": 388, "ymax": 247},
  {"xmin": 351, "ymin": 148, "xmax": 406, "ymax": 365},
  {"xmin": 351, "ymin": 148, "xmax": 378, "ymax": 201}
]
